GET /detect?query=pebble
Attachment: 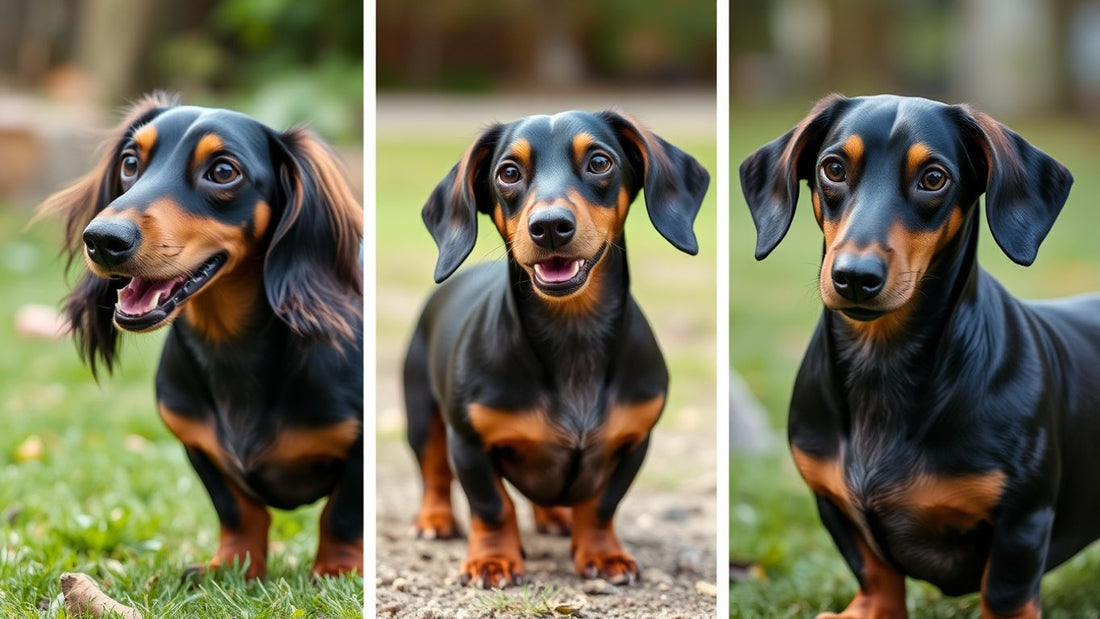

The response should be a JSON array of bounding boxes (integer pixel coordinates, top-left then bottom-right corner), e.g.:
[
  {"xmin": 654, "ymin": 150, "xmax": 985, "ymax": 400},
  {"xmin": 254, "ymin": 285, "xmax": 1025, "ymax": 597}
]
[
  {"xmin": 391, "ymin": 577, "xmax": 410, "ymax": 592},
  {"xmin": 693, "ymin": 581, "xmax": 717, "ymax": 597},
  {"xmin": 581, "ymin": 579, "xmax": 615, "ymax": 595},
  {"xmin": 642, "ymin": 567, "xmax": 673, "ymax": 584}
]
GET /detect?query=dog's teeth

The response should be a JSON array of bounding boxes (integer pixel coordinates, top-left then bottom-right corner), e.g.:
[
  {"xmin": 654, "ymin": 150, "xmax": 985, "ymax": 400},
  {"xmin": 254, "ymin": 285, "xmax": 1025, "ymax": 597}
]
[
  {"xmin": 567, "ymin": 260, "xmax": 581, "ymax": 279},
  {"xmin": 147, "ymin": 291, "xmax": 162, "ymax": 312}
]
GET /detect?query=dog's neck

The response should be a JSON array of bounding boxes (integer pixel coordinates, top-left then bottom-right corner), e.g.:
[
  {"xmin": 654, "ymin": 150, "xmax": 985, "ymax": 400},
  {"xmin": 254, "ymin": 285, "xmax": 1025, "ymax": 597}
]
[
  {"xmin": 827, "ymin": 207, "xmax": 982, "ymax": 426},
  {"xmin": 509, "ymin": 235, "xmax": 630, "ymax": 388}
]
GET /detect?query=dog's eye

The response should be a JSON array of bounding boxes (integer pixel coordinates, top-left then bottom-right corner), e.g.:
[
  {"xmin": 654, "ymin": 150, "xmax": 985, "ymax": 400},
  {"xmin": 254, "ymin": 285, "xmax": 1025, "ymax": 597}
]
[
  {"xmin": 497, "ymin": 163, "xmax": 523, "ymax": 186},
  {"xmin": 205, "ymin": 159, "xmax": 241, "ymax": 185},
  {"xmin": 587, "ymin": 152, "xmax": 613, "ymax": 175},
  {"xmin": 919, "ymin": 167, "xmax": 949, "ymax": 192},
  {"xmin": 820, "ymin": 158, "xmax": 847, "ymax": 183},
  {"xmin": 119, "ymin": 152, "xmax": 139, "ymax": 182}
]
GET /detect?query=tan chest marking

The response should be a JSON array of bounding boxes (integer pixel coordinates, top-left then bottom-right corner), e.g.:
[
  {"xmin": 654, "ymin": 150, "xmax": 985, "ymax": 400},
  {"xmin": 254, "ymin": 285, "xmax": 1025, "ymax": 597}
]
[
  {"xmin": 791, "ymin": 446, "xmax": 1005, "ymax": 531},
  {"xmin": 159, "ymin": 404, "xmax": 228, "ymax": 469},
  {"xmin": 467, "ymin": 404, "xmax": 566, "ymax": 449},
  {"xmin": 261, "ymin": 418, "xmax": 361, "ymax": 463},
  {"xmin": 600, "ymin": 395, "xmax": 664, "ymax": 453}
]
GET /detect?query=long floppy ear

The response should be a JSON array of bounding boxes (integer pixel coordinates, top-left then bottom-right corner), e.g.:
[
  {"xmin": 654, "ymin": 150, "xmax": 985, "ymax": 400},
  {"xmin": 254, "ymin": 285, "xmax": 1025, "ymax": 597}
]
[
  {"xmin": 266, "ymin": 128, "xmax": 364, "ymax": 346},
  {"xmin": 954, "ymin": 105, "xmax": 1073, "ymax": 266},
  {"xmin": 739, "ymin": 94, "xmax": 850, "ymax": 260},
  {"xmin": 34, "ymin": 91, "xmax": 178, "ymax": 377},
  {"xmin": 422, "ymin": 125, "xmax": 502, "ymax": 283},
  {"xmin": 601, "ymin": 111, "xmax": 709, "ymax": 255}
]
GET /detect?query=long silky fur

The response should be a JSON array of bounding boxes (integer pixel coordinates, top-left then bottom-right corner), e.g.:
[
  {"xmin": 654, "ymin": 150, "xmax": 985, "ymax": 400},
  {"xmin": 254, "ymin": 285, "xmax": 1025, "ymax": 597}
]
[
  {"xmin": 265, "ymin": 128, "xmax": 364, "ymax": 348},
  {"xmin": 35, "ymin": 92, "xmax": 179, "ymax": 377}
]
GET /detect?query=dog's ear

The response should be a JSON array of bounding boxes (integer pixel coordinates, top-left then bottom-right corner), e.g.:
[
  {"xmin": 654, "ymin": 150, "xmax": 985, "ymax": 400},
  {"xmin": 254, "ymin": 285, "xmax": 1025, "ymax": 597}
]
[
  {"xmin": 601, "ymin": 111, "xmax": 710, "ymax": 255},
  {"xmin": 422, "ymin": 125, "xmax": 502, "ymax": 282},
  {"xmin": 955, "ymin": 105, "xmax": 1073, "ymax": 266},
  {"xmin": 266, "ymin": 128, "xmax": 364, "ymax": 346},
  {"xmin": 740, "ymin": 94, "xmax": 849, "ymax": 260},
  {"xmin": 34, "ymin": 91, "xmax": 178, "ymax": 377}
]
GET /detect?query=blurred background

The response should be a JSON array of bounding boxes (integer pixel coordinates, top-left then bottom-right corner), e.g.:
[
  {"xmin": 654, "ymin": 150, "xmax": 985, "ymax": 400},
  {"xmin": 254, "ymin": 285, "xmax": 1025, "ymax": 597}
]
[
  {"xmin": 730, "ymin": 1, "xmax": 1100, "ymax": 616},
  {"xmin": 0, "ymin": 1, "xmax": 363, "ymax": 615},
  {"xmin": 375, "ymin": 1, "xmax": 718, "ymax": 616}
]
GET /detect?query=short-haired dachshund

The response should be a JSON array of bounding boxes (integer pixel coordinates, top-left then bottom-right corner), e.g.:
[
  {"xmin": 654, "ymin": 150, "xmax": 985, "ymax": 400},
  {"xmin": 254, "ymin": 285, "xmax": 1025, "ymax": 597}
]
[
  {"xmin": 742, "ymin": 94, "xmax": 1099, "ymax": 617},
  {"xmin": 39, "ymin": 92, "xmax": 364, "ymax": 579},
  {"xmin": 404, "ymin": 111, "xmax": 709, "ymax": 588}
]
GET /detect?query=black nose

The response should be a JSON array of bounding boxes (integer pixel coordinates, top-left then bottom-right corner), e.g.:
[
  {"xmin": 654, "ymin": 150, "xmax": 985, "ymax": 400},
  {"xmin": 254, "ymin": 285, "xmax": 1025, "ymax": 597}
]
[
  {"xmin": 832, "ymin": 253, "xmax": 886, "ymax": 303},
  {"xmin": 82, "ymin": 219, "xmax": 141, "ymax": 268},
  {"xmin": 528, "ymin": 206, "xmax": 576, "ymax": 250}
]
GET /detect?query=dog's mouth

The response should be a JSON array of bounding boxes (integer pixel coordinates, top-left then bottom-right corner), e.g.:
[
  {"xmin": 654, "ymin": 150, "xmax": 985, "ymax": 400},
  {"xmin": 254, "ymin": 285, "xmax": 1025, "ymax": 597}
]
[
  {"xmin": 529, "ymin": 243, "xmax": 607, "ymax": 297},
  {"xmin": 839, "ymin": 307, "xmax": 885, "ymax": 322},
  {"xmin": 113, "ymin": 253, "xmax": 227, "ymax": 332}
]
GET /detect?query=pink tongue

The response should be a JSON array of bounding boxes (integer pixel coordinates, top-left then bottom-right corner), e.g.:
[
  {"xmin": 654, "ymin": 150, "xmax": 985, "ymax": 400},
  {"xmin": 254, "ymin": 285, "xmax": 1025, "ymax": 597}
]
[
  {"xmin": 535, "ymin": 258, "xmax": 580, "ymax": 283},
  {"xmin": 116, "ymin": 277, "xmax": 181, "ymax": 316}
]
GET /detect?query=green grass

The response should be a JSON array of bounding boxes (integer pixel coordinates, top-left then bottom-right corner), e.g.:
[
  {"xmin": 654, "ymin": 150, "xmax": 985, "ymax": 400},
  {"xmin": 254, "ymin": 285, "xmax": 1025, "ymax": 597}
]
[
  {"xmin": 474, "ymin": 585, "xmax": 582, "ymax": 617},
  {"xmin": 0, "ymin": 209, "xmax": 362, "ymax": 617},
  {"xmin": 730, "ymin": 101, "xmax": 1100, "ymax": 616}
]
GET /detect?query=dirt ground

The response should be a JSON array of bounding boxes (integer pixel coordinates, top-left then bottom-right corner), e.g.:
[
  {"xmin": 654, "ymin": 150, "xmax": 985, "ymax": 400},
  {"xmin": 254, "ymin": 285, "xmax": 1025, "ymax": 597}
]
[{"xmin": 375, "ymin": 432, "xmax": 717, "ymax": 618}]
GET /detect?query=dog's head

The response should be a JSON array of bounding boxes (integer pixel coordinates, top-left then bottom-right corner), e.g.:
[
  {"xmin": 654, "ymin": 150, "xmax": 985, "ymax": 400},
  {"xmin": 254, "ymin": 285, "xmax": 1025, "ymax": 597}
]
[
  {"xmin": 422, "ymin": 111, "xmax": 709, "ymax": 308},
  {"xmin": 39, "ymin": 93, "xmax": 362, "ymax": 375},
  {"xmin": 741, "ymin": 94, "xmax": 1072, "ymax": 323}
]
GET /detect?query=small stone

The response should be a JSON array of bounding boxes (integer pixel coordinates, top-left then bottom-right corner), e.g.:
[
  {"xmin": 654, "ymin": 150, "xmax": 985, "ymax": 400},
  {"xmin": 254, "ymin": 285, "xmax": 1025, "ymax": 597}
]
[
  {"xmin": 694, "ymin": 580, "xmax": 717, "ymax": 597},
  {"xmin": 391, "ymin": 577, "xmax": 410, "ymax": 592},
  {"xmin": 581, "ymin": 579, "xmax": 615, "ymax": 595},
  {"xmin": 642, "ymin": 567, "xmax": 673, "ymax": 584}
]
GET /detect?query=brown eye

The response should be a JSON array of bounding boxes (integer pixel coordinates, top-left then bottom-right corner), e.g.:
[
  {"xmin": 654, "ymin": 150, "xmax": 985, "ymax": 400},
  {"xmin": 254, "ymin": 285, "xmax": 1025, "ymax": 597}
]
[
  {"xmin": 821, "ymin": 158, "xmax": 846, "ymax": 183},
  {"xmin": 497, "ymin": 163, "xmax": 522, "ymax": 186},
  {"xmin": 587, "ymin": 152, "xmax": 613, "ymax": 174},
  {"xmin": 120, "ymin": 152, "xmax": 139, "ymax": 182},
  {"xmin": 919, "ymin": 167, "xmax": 948, "ymax": 191},
  {"xmin": 205, "ymin": 159, "xmax": 241, "ymax": 185}
]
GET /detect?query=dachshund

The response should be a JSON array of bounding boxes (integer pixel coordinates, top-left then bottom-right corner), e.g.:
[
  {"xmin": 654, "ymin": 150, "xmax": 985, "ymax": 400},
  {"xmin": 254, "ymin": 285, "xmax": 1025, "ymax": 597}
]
[
  {"xmin": 742, "ymin": 94, "xmax": 1100, "ymax": 618},
  {"xmin": 403, "ymin": 110, "xmax": 709, "ymax": 588},
  {"xmin": 39, "ymin": 92, "xmax": 363, "ymax": 580}
]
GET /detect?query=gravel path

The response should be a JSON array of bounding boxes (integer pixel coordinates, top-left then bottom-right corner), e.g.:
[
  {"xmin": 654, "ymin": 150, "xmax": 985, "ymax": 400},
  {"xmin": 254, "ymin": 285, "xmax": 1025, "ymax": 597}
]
[{"xmin": 375, "ymin": 432, "xmax": 717, "ymax": 618}]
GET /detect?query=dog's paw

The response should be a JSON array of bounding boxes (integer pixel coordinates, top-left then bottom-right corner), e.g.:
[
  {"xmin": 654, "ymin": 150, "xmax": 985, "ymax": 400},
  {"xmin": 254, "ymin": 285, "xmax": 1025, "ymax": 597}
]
[
  {"xmin": 414, "ymin": 508, "xmax": 463, "ymax": 540},
  {"xmin": 180, "ymin": 553, "xmax": 267, "ymax": 584},
  {"xmin": 311, "ymin": 559, "xmax": 362, "ymax": 579},
  {"xmin": 532, "ymin": 506, "xmax": 572, "ymax": 536},
  {"xmin": 313, "ymin": 536, "xmax": 363, "ymax": 578},
  {"xmin": 573, "ymin": 548, "xmax": 638, "ymax": 585},
  {"xmin": 459, "ymin": 555, "xmax": 526, "ymax": 589}
]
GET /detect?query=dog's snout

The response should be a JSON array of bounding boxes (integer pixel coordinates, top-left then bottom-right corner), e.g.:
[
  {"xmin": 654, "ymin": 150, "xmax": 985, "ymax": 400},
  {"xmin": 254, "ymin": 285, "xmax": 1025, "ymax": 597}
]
[
  {"xmin": 528, "ymin": 206, "xmax": 576, "ymax": 250},
  {"xmin": 83, "ymin": 219, "xmax": 142, "ymax": 268},
  {"xmin": 832, "ymin": 253, "xmax": 886, "ymax": 303}
]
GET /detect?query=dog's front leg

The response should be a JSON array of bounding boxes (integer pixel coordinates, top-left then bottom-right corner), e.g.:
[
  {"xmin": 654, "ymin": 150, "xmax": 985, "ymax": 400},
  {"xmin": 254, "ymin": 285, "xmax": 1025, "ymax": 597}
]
[
  {"xmin": 569, "ymin": 434, "xmax": 650, "ymax": 585},
  {"xmin": 185, "ymin": 447, "xmax": 271, "ymax": 580},
  {"xmin": 449, "ymin": 432, "xmax": 525, "ymax": 588},
  {"xmin": 313, "ymin": 436, "xmax": 364, "ymax": 578},
  {"xmin": 979, "ymin": 505, "xmax": 1052, "ymax": 619},
  {"xmin": 815, "ymin": 495, "xmax": 907, "ymax": 619}
]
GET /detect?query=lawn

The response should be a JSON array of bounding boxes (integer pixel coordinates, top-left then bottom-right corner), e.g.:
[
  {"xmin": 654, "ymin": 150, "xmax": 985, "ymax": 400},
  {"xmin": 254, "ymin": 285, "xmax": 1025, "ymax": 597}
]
[
  {"xmin": 0, "ymin": 207, "xmax": 362, "ymax": 616},
  {"xmin": 730, "ymin": 101, "xmax": 1100, "ymax": 617}
]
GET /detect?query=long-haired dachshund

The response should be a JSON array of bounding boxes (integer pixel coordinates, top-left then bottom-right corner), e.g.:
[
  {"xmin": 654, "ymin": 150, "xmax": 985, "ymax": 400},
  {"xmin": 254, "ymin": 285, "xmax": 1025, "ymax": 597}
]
[
  {"xmin": 39, "ymin": 92, "xmax": 363, "ymax": 579},
  {"xmin": 742, "ymin": 94, "xmax": 1099, "ymax": 617},
  {"xmin": 404, "ymin": 111, "xmax": 709, "ymax": 588}
]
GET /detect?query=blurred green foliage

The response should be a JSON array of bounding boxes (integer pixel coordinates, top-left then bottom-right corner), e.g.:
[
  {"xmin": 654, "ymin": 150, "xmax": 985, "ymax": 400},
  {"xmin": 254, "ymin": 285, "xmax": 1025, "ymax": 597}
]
[{"xmin": 154, "ymin": 0, "xmax": 363, "ymax": 140}]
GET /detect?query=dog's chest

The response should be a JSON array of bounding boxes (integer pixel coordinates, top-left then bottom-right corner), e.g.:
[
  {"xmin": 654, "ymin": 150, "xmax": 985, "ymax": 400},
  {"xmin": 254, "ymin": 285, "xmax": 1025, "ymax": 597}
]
[
  {"xmin": 468, "ymin": 391, "xmax": 663, "ymax": 505},
  {"xmin": 792, "ymin": 439, "xmax": 1004, "ymax": 587}
]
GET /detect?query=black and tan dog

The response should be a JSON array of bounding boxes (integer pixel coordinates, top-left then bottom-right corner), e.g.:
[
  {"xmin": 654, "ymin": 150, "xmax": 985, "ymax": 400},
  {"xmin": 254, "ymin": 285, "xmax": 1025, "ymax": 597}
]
[
  {"xmin": 742, "ymin": 94, "xmax": 1100, "ymax": 617},
  {"xmin": 40, "ymin": 93, "xmax": 363, "ymax": 579},
  {"xmin": 404, "ymin": 111, "xmax": 709, "ymax": 588}
]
